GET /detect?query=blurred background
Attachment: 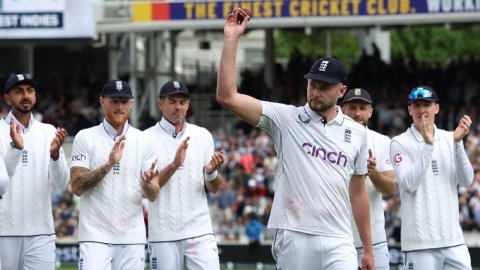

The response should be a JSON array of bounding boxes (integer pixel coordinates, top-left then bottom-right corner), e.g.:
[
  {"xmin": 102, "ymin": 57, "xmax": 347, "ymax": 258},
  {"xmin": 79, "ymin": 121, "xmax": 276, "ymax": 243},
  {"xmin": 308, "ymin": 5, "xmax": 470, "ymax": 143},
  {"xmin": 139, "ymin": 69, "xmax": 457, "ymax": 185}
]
[{"xmin": 1, "ymin": 0, "xmax": 480, "ymax": 269}]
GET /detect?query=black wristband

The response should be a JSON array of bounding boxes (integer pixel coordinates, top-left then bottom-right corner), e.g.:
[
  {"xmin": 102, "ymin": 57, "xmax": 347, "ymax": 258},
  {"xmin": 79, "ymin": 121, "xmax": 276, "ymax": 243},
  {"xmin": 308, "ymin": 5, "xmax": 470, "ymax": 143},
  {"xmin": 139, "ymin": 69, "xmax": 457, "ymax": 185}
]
[{"xmin": 10, "ymin": 141, "xmax": 20, "ymax": 150}]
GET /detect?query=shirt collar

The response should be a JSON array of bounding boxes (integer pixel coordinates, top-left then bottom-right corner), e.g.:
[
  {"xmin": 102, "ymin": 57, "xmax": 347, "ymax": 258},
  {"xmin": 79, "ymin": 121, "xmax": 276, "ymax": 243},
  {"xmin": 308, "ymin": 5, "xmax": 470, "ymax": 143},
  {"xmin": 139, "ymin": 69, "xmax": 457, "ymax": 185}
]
[
  {"xmin": 102, "ymin": 119, "xmax": 130, "ymax": 141},
  {"xmin": 303, "ymin": 103, "xmax": 345, "ymax": 125},
  {"xmin": 409, "ymin": 123, "xmax": 440, "ymax": 143},
  {"xmin": 159, "ymin": 117, "xmax": 185, "ymax": 139},
  {"xmin": 4, "ymin": 111, "xmax": 34, "ymax": 134}
]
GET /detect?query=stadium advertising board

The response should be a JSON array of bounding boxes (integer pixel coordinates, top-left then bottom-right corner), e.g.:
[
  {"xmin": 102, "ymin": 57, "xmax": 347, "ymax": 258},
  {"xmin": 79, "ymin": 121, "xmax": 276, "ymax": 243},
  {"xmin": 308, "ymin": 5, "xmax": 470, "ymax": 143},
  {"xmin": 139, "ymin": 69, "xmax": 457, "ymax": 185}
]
[
  {"xmin": 0, "ymin": 0, "xmax": 94, "ymax": 39},
  {"xmin": 130, "ymin": 0, "xmax": 480, "ymax": 28}
]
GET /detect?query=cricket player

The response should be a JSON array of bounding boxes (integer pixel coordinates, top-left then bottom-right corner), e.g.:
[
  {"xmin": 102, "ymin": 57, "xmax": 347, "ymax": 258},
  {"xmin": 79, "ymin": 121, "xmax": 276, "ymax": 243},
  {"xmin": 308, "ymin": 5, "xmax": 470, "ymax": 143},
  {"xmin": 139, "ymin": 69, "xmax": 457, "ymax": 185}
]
[
  {"xmin": 144, "ymin": 80, "xmax": 225, "ymax": 270},
  {"xmin": 70, "ymin": 80, "xmax": 159, "ymax": 270},
  {"xmin": 0, "ymin": 73, "xmax": 70, "ymax": 270},
  {"xmin": 342, "ymin": 88, "xmax": 396, "ymax": 270},
  {"xmin": 391, "ymin": 86, "xmax": 473, "ymax": 270},
  {"xmin": 217, "ymin": 8, "xmax": 374, "ymax": 270}
]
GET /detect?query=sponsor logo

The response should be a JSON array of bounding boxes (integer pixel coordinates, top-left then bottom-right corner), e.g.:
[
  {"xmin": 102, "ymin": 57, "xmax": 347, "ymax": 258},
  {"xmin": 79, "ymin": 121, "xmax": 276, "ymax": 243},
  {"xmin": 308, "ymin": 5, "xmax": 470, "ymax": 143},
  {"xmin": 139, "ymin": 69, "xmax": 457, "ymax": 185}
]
[
  {"xmin": 302, "ymin": 142, "xmax": 347, "ymax": 167},
  {"xmin": 71, "ymin": 154, "xmax": 86, "ymax": 161},
  {"xmin": 297, "ymin": 114, "xmax": 311, "ymax": 124},
  {"xmin": 394, "ymin": 153, "xmax": 402, "ymax": 164}
]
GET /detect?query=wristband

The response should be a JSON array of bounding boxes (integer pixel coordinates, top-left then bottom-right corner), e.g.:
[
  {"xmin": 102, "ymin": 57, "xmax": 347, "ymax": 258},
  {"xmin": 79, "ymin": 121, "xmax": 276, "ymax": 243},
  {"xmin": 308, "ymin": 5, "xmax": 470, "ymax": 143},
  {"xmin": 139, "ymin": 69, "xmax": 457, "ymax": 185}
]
[
  {"xmin": 204, "ymin": 170, "xmax": 218, "ymax": 181},
  {"xmin": 10, "ymin": 142, "xmax": 21, "ymax": 150}
]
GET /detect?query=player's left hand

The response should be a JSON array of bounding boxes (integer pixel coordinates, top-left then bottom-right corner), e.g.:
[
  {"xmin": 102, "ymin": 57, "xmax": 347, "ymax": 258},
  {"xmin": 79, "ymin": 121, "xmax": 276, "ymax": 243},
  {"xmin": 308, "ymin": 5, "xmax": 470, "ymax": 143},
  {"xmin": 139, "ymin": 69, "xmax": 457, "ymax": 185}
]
[
  {"xmin": 141, "ymin": 159, "xmax": 159, "ymax": 186},
  {"xmin": 50, "ymin": 127, "xmax": 68, "ymax": 161},
  {"xmin": 9, "ymin": 118, "xmax": 24, "ymax": 150},
  {"xmin": 360, "ymin": 253, "xmax": 375, "ymax": 270},
  {"xmin": 204, "ymin": 150, "xmax": 225, "ymax": 174},
  {"xmin": 454, "ymin": 115, "xmax": 471, "ymax": 143}
]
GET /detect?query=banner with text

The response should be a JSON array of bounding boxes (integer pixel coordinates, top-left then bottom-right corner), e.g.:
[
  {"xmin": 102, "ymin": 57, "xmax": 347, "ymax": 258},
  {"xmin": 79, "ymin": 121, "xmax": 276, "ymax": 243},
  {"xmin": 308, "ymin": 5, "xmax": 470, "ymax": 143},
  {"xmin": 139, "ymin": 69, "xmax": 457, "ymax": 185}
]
[
  {"xmin": 131, "ymin": 0, "xmax": 480, "ymax": 22},
  {"xmin": 0, "ymin": 0, "xmax": 94, "ymax": 39}
]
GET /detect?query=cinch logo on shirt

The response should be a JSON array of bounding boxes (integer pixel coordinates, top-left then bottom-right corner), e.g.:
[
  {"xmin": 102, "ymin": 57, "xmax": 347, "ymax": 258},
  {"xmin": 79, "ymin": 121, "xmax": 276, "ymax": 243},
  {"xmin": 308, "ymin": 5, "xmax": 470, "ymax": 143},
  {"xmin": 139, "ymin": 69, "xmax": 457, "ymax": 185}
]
[
  {"xmin": 71, "ymin": 154, "xmax": 86, "ymax": 161},
  {"xmin": 302, "ymin": 142, "xmax": 347, "ymax": 167}
]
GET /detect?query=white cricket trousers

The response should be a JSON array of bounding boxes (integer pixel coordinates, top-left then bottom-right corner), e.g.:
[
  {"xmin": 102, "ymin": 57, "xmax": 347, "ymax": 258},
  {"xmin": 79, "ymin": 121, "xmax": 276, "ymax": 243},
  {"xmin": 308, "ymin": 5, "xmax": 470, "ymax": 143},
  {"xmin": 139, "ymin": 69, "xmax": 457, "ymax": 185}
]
[
  {"xmin": 272, "ymin": 229, "xmax": 358, "ymax": 270},
  {"xmin": 0, "ymin": 234, "xmax": 56, "ymax": 270},
  {"xmin": 149, "ymin": 234, "xmax": 220, "ymax": 270},
  {"xmin": 357, "ymin": 242, "xmax": 390, "ymax": 270},
  {"xmin": 403, "ymin": 245, "xmax": 471, "ymax": 270},
  {"xmin": 78, "ymin": 242, "xmax": 145, "ymax": 270}
]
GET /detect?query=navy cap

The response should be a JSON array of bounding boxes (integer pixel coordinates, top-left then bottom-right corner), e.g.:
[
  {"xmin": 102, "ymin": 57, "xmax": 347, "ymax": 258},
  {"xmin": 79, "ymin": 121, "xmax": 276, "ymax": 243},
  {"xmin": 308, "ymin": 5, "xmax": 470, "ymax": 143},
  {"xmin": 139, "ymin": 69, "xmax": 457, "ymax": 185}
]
[
  {"xmin": 101, "ymin": 80, "xmax": 133, "ymax": 99},
  {"xmin": 159, "ymin": 80, "xmax": 190, "ymax": 98},
  {"xmin": 304, "ymin": 57, "xmax": 348, "ymax": 84},
  {"xmin": 408, "ymin": 86, "xmax": 439, "ymax": 104},
  {"xmin": 343, "ymin": 88, "xmax": 372, "ymax": 105},
  {"xmin": 4, "ymin": 73, "xmax": 36, "ymax": 94}
]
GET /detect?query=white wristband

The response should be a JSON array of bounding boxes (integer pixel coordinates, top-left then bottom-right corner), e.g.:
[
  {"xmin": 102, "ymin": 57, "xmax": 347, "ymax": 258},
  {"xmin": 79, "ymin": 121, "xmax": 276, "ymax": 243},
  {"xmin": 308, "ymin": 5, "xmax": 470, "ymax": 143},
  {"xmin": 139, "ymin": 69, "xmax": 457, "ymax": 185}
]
[{"xmin": 204, "ymin": 170, "xmax": 218, "ymax": 181}]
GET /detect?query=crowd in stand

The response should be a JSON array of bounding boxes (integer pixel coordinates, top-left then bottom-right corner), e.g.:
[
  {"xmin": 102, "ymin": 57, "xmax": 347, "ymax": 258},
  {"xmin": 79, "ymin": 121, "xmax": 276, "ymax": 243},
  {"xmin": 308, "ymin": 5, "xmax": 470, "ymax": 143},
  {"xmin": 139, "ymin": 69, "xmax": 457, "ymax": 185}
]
[{"xmin": 6, "ymin": 51, "xmax": 479, "ymax": 245}]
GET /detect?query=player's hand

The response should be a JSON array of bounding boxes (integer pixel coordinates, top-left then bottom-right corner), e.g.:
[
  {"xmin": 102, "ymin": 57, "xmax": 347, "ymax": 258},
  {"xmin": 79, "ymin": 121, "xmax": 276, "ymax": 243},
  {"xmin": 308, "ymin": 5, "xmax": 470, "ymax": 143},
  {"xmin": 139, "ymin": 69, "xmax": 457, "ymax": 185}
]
[
  {"xmin": 205, "ymin": 149, "xmax": 225, "ymax": 174},
  {"xmin": 454, "ymin": 115, "xmax": 471, "ymax": 143},
  {"xmin": 360, "ymin": 253, "xmax": 375, "ymax": 270},
  {"xmin": 172, "ymin": 137, "xmax": 189, "ymax": 169},
  {"xmin": 367, "ymin": 149, "xmax": 377, "ymax": 176},
  {"xmin": 50, "ymin": 127, "xmax": 68, "ymax": 160},
  {"xmin": 9, "ymin": 118, "xmax": 24, "ymax": 150},
  {"xmin": 420, "ymin": 114, "xmax": 434, "ymax": 145},
  {"xmin": 224, "ymin": 8, "xmax": 250, "ymax": 40},
  {"xmin": 141, "ymin": 159, "xmax": 159, "ymax": 186},
  {"xmin": 108, "ymin": 135, "xmax": 126, "ymax": 165}
]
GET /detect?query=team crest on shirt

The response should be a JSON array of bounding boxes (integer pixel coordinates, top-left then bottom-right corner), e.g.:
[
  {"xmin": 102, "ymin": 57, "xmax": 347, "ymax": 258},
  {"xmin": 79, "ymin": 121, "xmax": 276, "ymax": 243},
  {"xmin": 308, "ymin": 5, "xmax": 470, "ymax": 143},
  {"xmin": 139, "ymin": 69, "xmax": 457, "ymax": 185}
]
[
  {"xmin": 113, "ymin": 162, "xmax": 120, "ymax": 175},
  {"xmin": 431, "ymin": 159, "xmax": 439, "ymax": 175},
  {"xmin": 297, "ymin": 114, "xmax": 311, "ymax": 125},
  {"xmin": 394, "ymin": 153, "xmax": 402, "ymax": 164},
  {"xmin": 344, "ymin": 128, "xmax": 351, "ymax": 143}
]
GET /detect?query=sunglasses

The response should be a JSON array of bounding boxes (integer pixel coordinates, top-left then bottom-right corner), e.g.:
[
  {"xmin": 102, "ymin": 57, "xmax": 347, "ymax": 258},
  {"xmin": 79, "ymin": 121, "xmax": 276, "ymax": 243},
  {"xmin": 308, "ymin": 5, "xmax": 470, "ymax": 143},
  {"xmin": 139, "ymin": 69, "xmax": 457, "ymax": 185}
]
[{"xmin": 408, "ymin": 87, "xmax": 435, "ymax": 101}]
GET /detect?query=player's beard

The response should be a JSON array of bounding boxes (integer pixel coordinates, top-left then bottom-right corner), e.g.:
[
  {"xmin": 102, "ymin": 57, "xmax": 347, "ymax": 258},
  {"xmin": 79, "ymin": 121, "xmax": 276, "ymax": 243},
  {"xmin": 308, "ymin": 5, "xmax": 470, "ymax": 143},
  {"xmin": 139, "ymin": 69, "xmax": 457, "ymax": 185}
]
[
  {"xmin": 13, "ymin": 102, "xmax": 34, "ymax": 114},
  {"xmin": 308, "ymin": 98, "xmax": 336, "ymax": 114}
]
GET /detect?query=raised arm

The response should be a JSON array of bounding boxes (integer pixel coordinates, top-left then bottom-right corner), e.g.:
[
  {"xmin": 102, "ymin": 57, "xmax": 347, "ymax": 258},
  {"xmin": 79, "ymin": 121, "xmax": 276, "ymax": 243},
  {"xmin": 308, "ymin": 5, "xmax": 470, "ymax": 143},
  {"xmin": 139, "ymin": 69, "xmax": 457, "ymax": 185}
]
[
  {"xmin": 216, "ymin": 8, "xmax": 261, "ymax": 126},
  {"xmin": 156, "ymin": 137, "xmax": 190, "ymax": 190},
  {"xmin": 70, "ymin": 135, "xmax": 126, "ymax": 196},
  {"xmin": 49, "ymin": 127, "xmax": 70, "ymax": 190},
  {"xmin": 367, "ymin": 149, "xmax": 396, "ymax": 196},
  {"xmin": 204, "ymin": 150, "xmax": 225, "ymax": 193}
]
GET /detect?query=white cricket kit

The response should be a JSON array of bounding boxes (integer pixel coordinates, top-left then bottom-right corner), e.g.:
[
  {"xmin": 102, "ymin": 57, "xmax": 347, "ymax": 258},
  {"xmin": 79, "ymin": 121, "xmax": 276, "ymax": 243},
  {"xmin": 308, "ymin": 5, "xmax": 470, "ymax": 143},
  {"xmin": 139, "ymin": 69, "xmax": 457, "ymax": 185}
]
[
  {"xmin": 144, "ymin": 119, "xmax": 220, "ymax": 270},
  {"xmin": 144, "ymin": 119, "xmax": 215, "ymax": 242},
  {"xmin": 391, "ymin": 125, "xmax": 473, "ymax": 251},
  {"xmin": 0, "ymin": 112, "xmax": 69, "ymax": 270},
  {"xmin": 351, "ymin": 128, "xmax": 393, "ymax": 268},
  {"xmin": 258, "ymin": 102, "xmax": 368, "ymax": 239},
  {"xmin": 70, "ymin": 120, "xmax": 155, "ymax": 245},
  {"xmin": 0, "ymin": 143, "xmax": 8, "ymax": 197}
]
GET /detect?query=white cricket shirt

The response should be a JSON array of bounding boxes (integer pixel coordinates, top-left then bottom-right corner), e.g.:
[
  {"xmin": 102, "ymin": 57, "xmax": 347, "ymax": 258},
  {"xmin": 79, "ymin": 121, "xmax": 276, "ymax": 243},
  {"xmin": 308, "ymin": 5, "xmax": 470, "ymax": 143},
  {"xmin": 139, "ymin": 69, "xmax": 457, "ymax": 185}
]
[
  {"xmin": 258, "ymin": 102, "xmax": 368, "ymax": 239},
  {"xmin": 144, "ymin": 119, "xmax": 214, "ymax": 242},
  {"xmin": 70, "ymin": 120, "xmax": 156, "ymax": 244},
  {"xmin": 352, "ymin": 128, "xmax": 393, "ymax": 248},
  {"xmin": 0, "ymin": 112, "xmax": 69, "ymax": 236},
  {"xmin": 391, "ymin": 124, "xmax": 473, "ymax": 251}
]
